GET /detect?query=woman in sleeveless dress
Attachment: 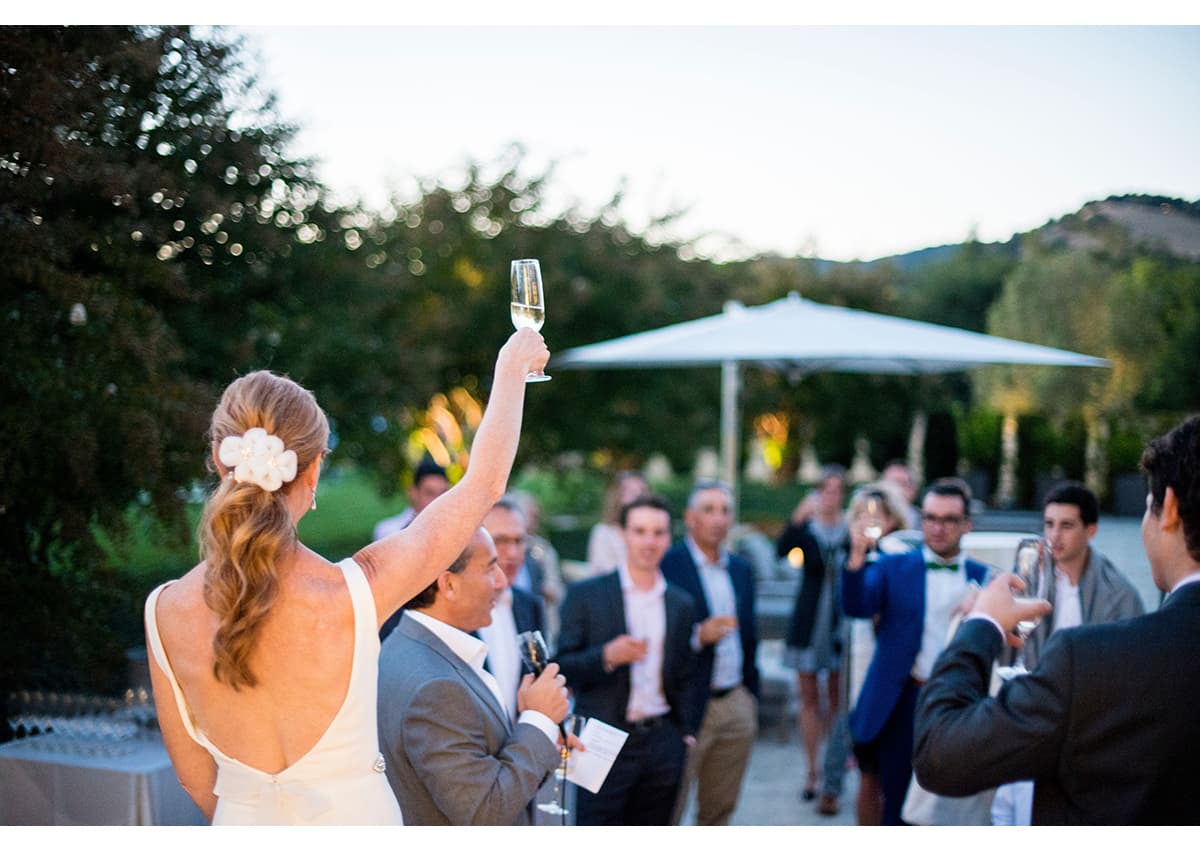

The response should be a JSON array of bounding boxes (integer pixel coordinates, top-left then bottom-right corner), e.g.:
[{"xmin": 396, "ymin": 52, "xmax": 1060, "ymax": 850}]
[{"xmin": 144, "ymin": 328, "xmax": 548, "ymax": 824}]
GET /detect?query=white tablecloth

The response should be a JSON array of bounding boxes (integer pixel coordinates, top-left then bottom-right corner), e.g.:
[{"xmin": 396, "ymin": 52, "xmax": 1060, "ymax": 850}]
[{"xmin": 0, "ymin": 734, "xmax": 207, "ymax": 825}]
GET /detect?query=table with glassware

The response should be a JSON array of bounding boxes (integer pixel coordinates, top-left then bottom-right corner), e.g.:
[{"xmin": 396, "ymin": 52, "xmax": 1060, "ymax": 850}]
[{"xmin": 1, "ymin": 691, "xmax": 206, "ymax": 826}]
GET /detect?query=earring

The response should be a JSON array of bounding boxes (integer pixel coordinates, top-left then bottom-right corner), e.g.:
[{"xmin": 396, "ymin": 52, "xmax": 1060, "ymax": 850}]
[{"xmin": 311, "ymin": 489, "xmax": 317, "ymax": 511}]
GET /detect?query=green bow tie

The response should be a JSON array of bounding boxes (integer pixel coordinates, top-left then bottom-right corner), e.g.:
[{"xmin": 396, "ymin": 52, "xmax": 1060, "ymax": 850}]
[{"xmin": 926, "ymin": 560, "xmax": 959, "ymax": 572}]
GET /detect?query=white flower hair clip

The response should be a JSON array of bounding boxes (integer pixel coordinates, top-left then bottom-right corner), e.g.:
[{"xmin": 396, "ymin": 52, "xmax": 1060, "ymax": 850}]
[{"xmin": 218, "ymin": 427, "xmax": 298, "ymax": 493}]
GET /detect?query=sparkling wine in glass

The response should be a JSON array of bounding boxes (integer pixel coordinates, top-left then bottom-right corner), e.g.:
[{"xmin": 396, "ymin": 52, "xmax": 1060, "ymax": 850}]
[
  {"xmin": 516, "ymin": 629, "xmax": 550, "ymax": 676},
  {"xmin": 510, "ymin": 259, "xmax": 551, "ymax": 383},
  {"xmin": 517, "ymin": 630, "xmax": 570, "ymax": 817},
  {"xmin": 1011, "ymin": 537, "xmax": 1051, "ymax": 637},
  {"xmin": 863, "ymin": 495, "xmax": 884, "ymax": 543}
]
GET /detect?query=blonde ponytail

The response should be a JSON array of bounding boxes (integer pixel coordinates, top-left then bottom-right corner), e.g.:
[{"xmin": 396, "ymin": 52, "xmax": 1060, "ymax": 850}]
[{"xmin": 199, "ymin": 371, "xmax": 329, "ymax": 690}]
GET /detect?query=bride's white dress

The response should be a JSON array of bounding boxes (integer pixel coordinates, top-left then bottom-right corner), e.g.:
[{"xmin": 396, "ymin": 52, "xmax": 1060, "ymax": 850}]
[{"xmin": 144, "ymin": 558, "xmax": 404, "ymax": 825}]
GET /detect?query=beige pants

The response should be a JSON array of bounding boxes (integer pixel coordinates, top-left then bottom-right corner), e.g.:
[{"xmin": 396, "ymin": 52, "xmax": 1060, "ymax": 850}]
[{"xmin": 673, "ymin": 685, "xmax": 759, "ymax": 825}]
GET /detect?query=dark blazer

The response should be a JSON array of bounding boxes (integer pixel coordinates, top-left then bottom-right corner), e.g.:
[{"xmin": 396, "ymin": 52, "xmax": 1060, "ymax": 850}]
[
  {"xmin": 511, "ymin": 586, "xmax": 545, "ymax": 637},
  {"xmin": 776, "ymin": 522, "xmax": 842, "ymax": 649},
  {"xmin": 554, "ymin": 571, "xmax": 698, "ymax": 736},
  {"xmin": 842, "ymin": 548, "xmax": 990, "ymax": 745},
  {"xmin": 659, "ymin": 540, "xmax": 760, "ymax": 729},
  {"xmin": 913, "ymin": 581, "xmax": 1200, "ymax": 825}
]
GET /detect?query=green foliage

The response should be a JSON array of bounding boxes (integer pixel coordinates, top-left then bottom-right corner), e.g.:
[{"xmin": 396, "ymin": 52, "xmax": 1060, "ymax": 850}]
[
  {"xmin": 977, "ymin": 248, "xmax": 1117, "ymax": 418},
  {"xmin": 1108, "ymin": 256, "xmax": 1200, "ymax": 413},
  {"xmin": 0, "ymin": 25, "xmax": 328, "ymax": 694},
  {"xmin": 897, "ymin": 239, "xmax": 1017, "ymax": 332}
]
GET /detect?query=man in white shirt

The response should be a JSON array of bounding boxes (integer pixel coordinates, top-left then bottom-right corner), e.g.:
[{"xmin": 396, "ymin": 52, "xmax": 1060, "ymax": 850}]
[
  {"xmin": 914, "ymin": 415, "xmax": 1200, "ymax": 824},
  {"xmin": 660, "ymin": 481, "xmax": 760, "ymax": 825},
  {"xmin": 480, "ymin": 497, "xmax": 548, "ymax": 720},
  {"xmin": 555, "ymin": 495, "xmax": 698, "ymax": 825},
  {"xmin": 377, "ymin": 527, "xmax": 570, "ymax": 825},
  {"xmin": 841, "ymin": 478, "xmax": 990, "ymax": 825},
  {"xmin": 372, "ymin": 457, "xmax": 450, "ymax": 540}
]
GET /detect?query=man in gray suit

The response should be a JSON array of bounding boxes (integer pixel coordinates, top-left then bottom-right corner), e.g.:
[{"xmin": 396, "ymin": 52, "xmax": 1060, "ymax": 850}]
[{"xmin": 377, "ymin": 526, "xmax": 570, "ymax": 825}]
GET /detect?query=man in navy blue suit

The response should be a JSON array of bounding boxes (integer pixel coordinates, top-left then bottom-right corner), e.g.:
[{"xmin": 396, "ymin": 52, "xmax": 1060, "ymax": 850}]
[
  {"xmin": 842, "ymin": 477, "xmax": 989, "ymax": 825},
  {"xmin": 660, "ymin": 480, "xmax": 760, "ymax": 825},
  {"xmin": 555, "ymin": 494, "xmax": 696, "ymax": 825}
]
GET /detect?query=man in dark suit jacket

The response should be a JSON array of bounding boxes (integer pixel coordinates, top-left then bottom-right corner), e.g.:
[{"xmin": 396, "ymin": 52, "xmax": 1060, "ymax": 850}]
[
  {"xmin": 914, "ymin": 416, "xmax": 1200, "ymax": 825},
  {"xmin": 479, "ymin": 498, "xmax": 547, "ymax": 720},
  {"xmin": 659, "ymin": 480, "xmax": 760, "ymax": 825},
  {"xmin": 555, "ymin": 494, "xmax": 697, "ymax": 825},
  {"xmin": 377, "ymin": 527, "xmax": 568, "ymax": 825},
  {"xmin": 842, "ymin": 477, "xmax": 990, "ymax": 825}
]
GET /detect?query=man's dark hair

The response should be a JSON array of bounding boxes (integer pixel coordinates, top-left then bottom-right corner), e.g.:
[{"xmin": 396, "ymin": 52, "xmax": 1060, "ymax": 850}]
[
  {"xmin": 925, "ymin": 476, "xmax": 973, "ymax": 517},
  {"xmin": 619, "ymin": 493, "xmax": 672, "ymax": 529},
  {"xmin": 1141, "ymin": 414, "xmax": 1200, "ymax": 562},
  {"xmin": 413, "ymin": 456, "xmax": 449, "ymax": 487},
  {"xmin": 1043, "ymin": 481, "xmax": 1100, "ymax": 526},
  {"xmin": 404, "ymin": 534, "xmax": 476, "ymax": 610}
]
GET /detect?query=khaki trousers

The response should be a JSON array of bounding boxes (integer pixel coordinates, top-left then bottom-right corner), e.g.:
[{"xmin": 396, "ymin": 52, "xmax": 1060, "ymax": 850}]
[{"xmin": 673, "ymin": 685, "xmax": 758, "ymax": 825}]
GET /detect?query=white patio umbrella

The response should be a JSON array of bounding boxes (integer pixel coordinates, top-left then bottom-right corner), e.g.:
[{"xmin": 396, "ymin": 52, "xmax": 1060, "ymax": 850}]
[{"xmin": 554, "ymin": 292, "xmax": 1109, "ymax": 488}]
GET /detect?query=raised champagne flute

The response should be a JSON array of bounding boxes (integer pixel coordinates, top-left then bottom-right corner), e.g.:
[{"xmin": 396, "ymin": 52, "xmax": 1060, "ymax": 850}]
[
  {"xmin": 1000, "ymin": 537, "xmax": 1052, "ymax": 677},
  {"xmin": 510, "ymin": 259, "xmax": 551, "ymax": 382},
  {"xmin": 516, "ymin": 630, "xmax": 569, "ymax": 817}
]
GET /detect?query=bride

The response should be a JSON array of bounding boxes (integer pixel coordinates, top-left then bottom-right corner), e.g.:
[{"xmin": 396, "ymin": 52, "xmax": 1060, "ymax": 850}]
[{"xmin": 144, "ymin": 328, "xmax": 548, "ymax": 824}]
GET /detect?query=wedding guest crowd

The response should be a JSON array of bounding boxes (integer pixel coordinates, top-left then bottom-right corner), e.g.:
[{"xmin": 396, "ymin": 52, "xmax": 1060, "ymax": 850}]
[{"xmin": 146, "ymin": 321, "xmax": 1194, "ymax": 825}]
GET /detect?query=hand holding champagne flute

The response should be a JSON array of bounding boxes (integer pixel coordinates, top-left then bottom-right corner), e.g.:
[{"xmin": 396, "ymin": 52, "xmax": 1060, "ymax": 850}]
[
  {"xmin": 511, "ymin": 259, "xmax": 551, "ymax": 382},
  {"xmin": 516, "ymin": 630, "xmax": 571, "ymax": 816}
]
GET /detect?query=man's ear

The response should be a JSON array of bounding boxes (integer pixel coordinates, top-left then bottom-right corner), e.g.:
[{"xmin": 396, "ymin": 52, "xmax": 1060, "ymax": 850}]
[
  {"xmin": 1162, "ymin": 487, "xmax": 1182, "ymax": 531},
  {"xmin": 437, "ymin": 570, "xmax": 457, "ymax": 600}
]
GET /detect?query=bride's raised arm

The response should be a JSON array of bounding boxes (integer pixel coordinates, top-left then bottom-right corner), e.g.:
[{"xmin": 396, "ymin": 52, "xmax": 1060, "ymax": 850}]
[{"xmin": 354, "ymin": 327, "xmax": 549, "ymax": 625}]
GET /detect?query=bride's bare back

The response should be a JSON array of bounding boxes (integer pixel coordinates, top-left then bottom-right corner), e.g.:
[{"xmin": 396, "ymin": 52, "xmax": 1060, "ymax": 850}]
[{"xmin": 153, "ymin": 547, "xmax": 355, "ymax": 775}]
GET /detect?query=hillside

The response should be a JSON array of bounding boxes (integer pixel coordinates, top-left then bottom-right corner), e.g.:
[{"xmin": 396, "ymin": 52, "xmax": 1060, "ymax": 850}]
[{"xmin": 804, "ymin": 194, "xmax": 1200, "ymax": 272}]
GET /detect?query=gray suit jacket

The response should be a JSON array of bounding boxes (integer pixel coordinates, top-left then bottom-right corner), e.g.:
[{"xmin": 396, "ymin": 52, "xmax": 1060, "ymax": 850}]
[{"xmin": 377, "ymin": 612, "xmax": 560, "ymax": 825}]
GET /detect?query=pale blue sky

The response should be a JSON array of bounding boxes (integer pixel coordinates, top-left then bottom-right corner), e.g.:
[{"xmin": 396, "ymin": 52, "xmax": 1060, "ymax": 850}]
[{"xmin": 237, "ymin": 25, "xmax": 1199, "ymax": 262}]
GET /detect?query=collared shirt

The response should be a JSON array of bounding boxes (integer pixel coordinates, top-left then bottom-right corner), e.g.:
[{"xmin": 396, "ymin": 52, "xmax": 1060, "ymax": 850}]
[
  {"xmin": 1170, "ymin": 571, "xmax": 1200, "ymax": 597},
  {"xmin": 913, "ymin": 544, "xmax": 971, "ymax": 681},
  {"xmin": 403, "ymin": 609, "xmax": 557, "ymax": 746},
  {"xmin": 477, "ymin": 588, "xmax": 521, "ymax": 721},
  {"xmin": 685, "ymin": 536, "xmax": 743, "ymax": 691},
  {"xmin": 617, "ymin": 562, "xmax": 672, "ymax": 722},
  {"xmin": 1053, "ymin": 569, "xmax": 1083, "ymax": 631}
]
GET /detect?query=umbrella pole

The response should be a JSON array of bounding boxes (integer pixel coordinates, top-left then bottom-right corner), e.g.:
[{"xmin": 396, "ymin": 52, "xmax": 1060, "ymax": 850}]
[{"xmin": 721, "ymin": 360, "xmax": 740, "ymax": 509}]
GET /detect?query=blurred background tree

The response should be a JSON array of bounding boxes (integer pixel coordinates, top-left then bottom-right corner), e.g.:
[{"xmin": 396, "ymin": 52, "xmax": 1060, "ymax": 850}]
[{"xmin": 0, "ymin": 25, "xmax": 330, "ymax": 702}]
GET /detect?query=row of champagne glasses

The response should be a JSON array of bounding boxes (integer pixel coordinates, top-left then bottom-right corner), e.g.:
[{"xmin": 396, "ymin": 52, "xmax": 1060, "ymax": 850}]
[{"xmin": 6, "ymin": 688, "xmax": 155, "ymax": 746}]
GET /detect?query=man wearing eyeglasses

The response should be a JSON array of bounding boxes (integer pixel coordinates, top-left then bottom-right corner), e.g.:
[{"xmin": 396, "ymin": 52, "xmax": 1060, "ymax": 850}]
[
  {"xmin": 479, "ymin": 497, "xmax": 549, "ymax": 720},
  {"xmin": 841, "ymin": 477, "xmax": 990, "ymax": 825}
]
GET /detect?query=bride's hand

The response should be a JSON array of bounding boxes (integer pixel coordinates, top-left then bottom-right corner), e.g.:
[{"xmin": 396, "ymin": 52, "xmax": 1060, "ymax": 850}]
[{"xmin": 496, "ymin": 328, "xmax": 549, "ymax": 382}]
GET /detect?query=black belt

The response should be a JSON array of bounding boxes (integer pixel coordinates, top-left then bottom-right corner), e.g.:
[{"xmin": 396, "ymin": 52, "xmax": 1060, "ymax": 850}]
[
  {"xmin": 710, "ymin": 686, "xmax": 738, "ymax": 699},
  {"xmin": 627, "ymin": 714, "xmax": 669, "ymax": 731}
]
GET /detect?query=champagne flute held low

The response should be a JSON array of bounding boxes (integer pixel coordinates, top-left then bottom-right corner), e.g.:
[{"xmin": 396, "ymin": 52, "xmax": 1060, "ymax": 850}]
[{"xmin": 515, "ymin": 630, "xmax": 570, "ymax": 817}]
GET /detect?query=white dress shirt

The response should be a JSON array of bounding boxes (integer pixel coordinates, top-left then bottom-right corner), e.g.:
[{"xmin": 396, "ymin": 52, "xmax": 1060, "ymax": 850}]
[
  {"xmin": 913, "ymin": 545, "xmax": 971, "ymax": 681},
  {"xmin": 403, "ymin": 610, "xmax": 557, "ymax": 745},
  {"xmin": 477, "ymin": 588, "xmax": 522, "ymax": 721},
  {"xmin": 617, "ymin": 563, "xmax": 671, "ymax": 722},
  {"xmin": 1052, "ymin": 570, "xmax": 1083, "ymax": 631},
  {"xmin": 685, "ymin": 537, "xmax": 743, "ymax": 691}
]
